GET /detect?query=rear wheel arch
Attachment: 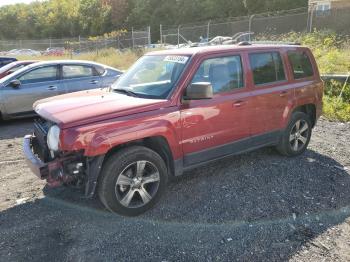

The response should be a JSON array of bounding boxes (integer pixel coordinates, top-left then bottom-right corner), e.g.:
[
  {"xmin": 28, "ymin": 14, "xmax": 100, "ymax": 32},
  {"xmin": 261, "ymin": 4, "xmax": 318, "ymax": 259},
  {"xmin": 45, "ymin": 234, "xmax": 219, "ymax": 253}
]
[
  {"xmin": 277, "ymin": 111, "xmax": 312, "ymax": 156},
  {"xmin": 292, "ymin": 104, "xmax": 316, "ymax": 127}
]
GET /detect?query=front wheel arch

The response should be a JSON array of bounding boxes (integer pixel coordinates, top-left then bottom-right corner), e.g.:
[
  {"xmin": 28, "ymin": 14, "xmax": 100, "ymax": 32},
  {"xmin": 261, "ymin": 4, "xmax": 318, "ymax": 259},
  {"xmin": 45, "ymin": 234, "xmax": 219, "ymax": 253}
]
[
  {"xmin": 97, "ymin": 145, "xmax": 169, "ymax": 216},
  {"xmin": 103, "ymin": 136, "xmax": 175, "ymax": 176},
  {"xmin": 85, "ymin": 136, "xmax": 175, "ymax": 198}
]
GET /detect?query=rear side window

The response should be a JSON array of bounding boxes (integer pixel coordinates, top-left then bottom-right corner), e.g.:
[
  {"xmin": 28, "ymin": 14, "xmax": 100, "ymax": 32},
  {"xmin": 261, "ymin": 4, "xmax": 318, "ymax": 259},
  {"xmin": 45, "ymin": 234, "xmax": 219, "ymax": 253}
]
[
  {"xmin": 62, "ymin": 65, "xmax": 95, "ymax": 79},
  {"xmin": 288, "ymin": 51, "xmax": 314, "ymax": 79},
  {"xmin": 191, "ymin": 55, "xmax": 244, "ymax": 94},
  {"xmin": 249, "ymin": 52, "xmax": 286, "ymax": 85}
]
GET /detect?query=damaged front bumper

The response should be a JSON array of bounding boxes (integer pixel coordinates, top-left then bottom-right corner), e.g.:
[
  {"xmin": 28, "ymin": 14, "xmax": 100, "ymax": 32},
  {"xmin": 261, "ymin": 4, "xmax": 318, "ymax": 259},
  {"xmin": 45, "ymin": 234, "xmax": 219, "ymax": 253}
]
[
  {"xmin": 23, "ymin": 134, "xmax": 47, "ymax": 179},
  {"xmin": 23, "ymin": 134, "xmax": 104, "ymax": 197},
  {"xmin": 23, "ymin": 134, "xmax": 84, "ymax": 187}
]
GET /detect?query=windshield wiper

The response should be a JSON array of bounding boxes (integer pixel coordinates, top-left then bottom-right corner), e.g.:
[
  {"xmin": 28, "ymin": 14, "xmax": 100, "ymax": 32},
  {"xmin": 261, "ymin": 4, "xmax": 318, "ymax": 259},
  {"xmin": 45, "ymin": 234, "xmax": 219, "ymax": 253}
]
[{"xmin": 113, "ymin": 88, "xmax": 139, "ymax": 97}]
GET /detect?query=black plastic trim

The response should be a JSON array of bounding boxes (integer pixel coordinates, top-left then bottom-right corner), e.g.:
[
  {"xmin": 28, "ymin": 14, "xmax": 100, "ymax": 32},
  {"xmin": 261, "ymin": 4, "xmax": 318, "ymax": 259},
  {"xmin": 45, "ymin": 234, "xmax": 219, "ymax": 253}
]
[{"xmin": 173, "ymin": 130, "xmax": 282, "ymax": 176}]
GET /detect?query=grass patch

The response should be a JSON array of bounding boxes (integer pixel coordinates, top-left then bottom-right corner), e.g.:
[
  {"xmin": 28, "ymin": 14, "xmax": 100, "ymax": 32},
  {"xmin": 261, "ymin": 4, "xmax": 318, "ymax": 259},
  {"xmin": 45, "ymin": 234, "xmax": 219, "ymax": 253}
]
[
  {"xmin": 323, "ymin": 95, "xmax": 350, "ymax": 122},
  {"xmin": 15, "ymin": 48, "xmax": 144, "ymax": 70}
]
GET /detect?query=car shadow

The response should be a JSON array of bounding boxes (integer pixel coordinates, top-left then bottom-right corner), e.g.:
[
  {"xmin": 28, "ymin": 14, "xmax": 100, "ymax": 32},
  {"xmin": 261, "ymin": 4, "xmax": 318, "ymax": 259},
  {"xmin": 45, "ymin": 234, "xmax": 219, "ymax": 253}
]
[
  {"xmin": 0, "ymin": 118, "xmax": 34, "ymax": 140},
  {"xmin": 0, "ymin": 148, "xmax": 349, "ymax": 261}
]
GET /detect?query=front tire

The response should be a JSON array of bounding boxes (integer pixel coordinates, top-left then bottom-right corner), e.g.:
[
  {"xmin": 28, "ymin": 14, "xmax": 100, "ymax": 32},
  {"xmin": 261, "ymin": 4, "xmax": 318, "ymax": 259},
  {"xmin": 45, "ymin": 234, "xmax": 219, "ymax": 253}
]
[
  {"xmin": 98, "ymin": 146, "xmax": 168, "ymax": 216},
  {"xmin": 277, "ymin": 112, "xmax": 312, "ymax": 156}
]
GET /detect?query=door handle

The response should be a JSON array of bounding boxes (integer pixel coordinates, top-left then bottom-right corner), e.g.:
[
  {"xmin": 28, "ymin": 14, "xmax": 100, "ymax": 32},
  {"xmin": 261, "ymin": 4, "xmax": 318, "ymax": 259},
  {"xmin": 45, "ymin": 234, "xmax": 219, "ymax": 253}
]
[
  {"xmin": 90, "ymin": 80, "xmax": 99, "ymax": 84},
  {"xmin": 47, "ymin": 85, "xmax": 57, "ymax": 90},
  {"xmin": 279, "ymin": 91, "xmax": 288, "ymax": 97},
  {"xmin": 233, "ymin": 100, "xmax": 245, "ymax": 107}
]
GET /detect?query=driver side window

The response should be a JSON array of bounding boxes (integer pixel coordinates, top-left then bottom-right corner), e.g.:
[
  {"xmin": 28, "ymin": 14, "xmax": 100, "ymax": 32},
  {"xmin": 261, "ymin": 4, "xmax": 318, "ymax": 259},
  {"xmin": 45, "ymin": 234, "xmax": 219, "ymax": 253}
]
[
  {"xmin": 191, "ymin": 55, "xmax": 244, "ymax": 94},
  {"xmin": 18, "ymin": 66, "xmax": 58, "ymax": 84}
]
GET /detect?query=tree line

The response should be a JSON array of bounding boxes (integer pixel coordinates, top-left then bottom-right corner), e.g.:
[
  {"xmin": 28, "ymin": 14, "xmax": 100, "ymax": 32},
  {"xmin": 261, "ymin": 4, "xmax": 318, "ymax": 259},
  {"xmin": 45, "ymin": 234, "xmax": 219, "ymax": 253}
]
[{"xmin": 0, "ymin": 0, "xmax": 307, "ymax": 40}]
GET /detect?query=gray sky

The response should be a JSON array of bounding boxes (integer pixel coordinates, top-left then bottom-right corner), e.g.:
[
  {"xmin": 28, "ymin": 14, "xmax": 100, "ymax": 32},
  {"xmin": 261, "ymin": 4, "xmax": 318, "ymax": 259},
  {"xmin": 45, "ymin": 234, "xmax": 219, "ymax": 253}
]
[{"xmin": 0, "ymin": 0, "xmax": 36, "ymax": 7}]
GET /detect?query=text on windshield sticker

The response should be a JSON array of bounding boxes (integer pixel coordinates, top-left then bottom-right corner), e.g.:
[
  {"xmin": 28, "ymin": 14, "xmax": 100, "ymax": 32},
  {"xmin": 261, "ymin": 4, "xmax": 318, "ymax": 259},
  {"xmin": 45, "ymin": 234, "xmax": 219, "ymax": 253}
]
[{"xmin": 164, "ymin": 56, "xmax": 189, "ymax": 64}]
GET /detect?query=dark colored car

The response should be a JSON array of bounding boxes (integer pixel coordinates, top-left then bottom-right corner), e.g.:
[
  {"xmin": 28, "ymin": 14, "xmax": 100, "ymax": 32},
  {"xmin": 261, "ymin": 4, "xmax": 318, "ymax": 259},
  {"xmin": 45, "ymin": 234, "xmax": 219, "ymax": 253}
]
[
  {"xmin": 0, "ymin": 57, "xmax": 17, "ymax": 68},
  {"xmin": 24, "ymin": 44, "xmax": 323, "ymax": 216},
  {"xmin": 0, "ymin": 60, "xmax": 38, "ymax": 79}
]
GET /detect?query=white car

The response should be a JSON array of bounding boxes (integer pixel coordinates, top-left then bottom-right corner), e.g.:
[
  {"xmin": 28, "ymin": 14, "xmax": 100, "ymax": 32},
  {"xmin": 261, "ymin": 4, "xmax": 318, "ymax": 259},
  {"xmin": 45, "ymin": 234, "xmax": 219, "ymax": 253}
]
[{"xmin": 7, "ymin": 49, "xmax": 41, "ymax": 56}]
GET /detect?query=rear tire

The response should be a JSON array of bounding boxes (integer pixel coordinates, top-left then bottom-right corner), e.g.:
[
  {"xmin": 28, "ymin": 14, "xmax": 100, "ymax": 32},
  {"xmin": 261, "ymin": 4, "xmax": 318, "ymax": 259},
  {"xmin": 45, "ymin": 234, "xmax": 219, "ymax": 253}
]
[
  {"xmin": 98, "ymin": 146, "xmax": 168, "ymax": 216},
  {"xmin": 277, "ymin": 112, "xmax": 312, "ymax": 156}
]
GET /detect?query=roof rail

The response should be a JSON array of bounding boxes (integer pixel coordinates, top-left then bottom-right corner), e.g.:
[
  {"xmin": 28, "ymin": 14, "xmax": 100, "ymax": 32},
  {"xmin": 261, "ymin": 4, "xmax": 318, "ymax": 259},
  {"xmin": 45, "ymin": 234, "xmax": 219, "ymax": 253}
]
[{"xmin": 249, "ymin": 41, "xmax": 301, "ymax": 46}]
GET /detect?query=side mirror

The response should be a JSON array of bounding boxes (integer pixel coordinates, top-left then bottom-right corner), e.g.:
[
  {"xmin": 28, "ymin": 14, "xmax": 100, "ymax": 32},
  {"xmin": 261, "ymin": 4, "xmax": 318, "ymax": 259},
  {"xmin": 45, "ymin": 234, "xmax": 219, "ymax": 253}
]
[
  {"xmin": 9, "ymin": 79, "xmax": 21, "ymax": 89},
  {"xmin": 184, "ymin": 82, "xmax": 213, "ymax": 100}
]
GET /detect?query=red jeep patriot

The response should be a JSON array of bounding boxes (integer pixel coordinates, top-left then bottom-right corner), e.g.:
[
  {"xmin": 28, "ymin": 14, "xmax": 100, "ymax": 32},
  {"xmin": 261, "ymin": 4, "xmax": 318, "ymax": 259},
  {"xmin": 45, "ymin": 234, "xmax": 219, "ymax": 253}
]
[{"xmin": 24, "ymin": 44, "xmax": 323, "ymax": 216}]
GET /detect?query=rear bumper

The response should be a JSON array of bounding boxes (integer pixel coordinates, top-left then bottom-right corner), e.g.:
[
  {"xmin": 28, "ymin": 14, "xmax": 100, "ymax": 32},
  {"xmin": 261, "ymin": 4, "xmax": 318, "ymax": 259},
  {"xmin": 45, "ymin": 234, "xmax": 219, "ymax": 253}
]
[{"xmin": 23, "ymin": 135, "xmax": 48, "ymax": 179}]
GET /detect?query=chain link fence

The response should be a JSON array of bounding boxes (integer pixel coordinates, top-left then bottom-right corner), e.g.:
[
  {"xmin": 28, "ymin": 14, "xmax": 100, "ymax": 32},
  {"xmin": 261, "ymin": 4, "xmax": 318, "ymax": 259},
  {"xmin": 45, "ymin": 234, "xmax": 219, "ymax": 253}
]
[
  {"xmin": 310, "ymin": 6, "xmax": 350, "ymax": 33},
  {"xmin": 0, "ymin": 27, "xmax": 151, "ymax": 54},
  {"xmin": 161, "ymin": 6, "xmax": 350, "ymax": 46}
]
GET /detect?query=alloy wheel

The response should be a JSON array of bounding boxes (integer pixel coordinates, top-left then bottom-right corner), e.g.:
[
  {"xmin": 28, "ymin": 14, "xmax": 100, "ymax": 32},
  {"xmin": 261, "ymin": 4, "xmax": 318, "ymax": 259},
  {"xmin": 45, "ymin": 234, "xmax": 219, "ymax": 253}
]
[
  {"xmin": 289, "ymin": 119, "xmax": 309, "ymax": 152},
  {"xmin": 115, "ymin": 160, "xmax": 160, "ymax": 208}
]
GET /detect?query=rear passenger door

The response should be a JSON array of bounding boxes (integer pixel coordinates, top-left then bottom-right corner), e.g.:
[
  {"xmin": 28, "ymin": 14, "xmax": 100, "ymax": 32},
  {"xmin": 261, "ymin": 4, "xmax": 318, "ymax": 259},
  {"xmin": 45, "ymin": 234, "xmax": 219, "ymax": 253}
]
[
  {"xmin": 60, "ymin": 64, "xmax": 102, "ymax": 94},
  {"xmin": 248, "ymin": 50, "xmax": 293, "ymax": 136},
  {"xmin": 287, "ymin": 50, "xmax": 319, "ymax": 110}
]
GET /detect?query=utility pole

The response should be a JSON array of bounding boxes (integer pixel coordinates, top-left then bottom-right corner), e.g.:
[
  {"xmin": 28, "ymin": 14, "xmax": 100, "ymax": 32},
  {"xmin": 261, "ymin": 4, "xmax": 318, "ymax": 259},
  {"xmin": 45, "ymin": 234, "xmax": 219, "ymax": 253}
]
[
  {"xmin": 131, "ymin": 27, "xmax": 135, "ymax": 48},
  {"xmin": 148, "ymin": 26, "xmax": 151, "ymax": 45},
  {"xmin": 160, "ymin": 24, "xmax": 163, "ymax": 45},
  {"xmin": 308, "ymin": 3, "xmax": 317, "ymax": 33},
  {"xmin": 207, "ymin": 21, "xmax": 211, "ymax": 41},
  {"xmin": 248, "ymin": 14, "xmax": 256, "ymax": 41}
]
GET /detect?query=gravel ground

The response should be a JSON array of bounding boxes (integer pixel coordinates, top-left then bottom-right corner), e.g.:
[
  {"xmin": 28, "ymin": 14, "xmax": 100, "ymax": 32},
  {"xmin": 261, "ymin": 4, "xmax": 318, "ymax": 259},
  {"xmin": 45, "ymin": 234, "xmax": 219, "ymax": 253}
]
[{"xmin": 0, "ymin": 117, "xmax": 349, "ymax": 262}]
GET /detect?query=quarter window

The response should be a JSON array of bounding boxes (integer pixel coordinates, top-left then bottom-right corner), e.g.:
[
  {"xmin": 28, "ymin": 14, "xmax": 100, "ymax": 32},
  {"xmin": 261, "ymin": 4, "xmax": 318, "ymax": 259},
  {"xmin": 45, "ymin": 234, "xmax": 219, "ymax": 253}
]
[
  {"xmin": 249, "ymin": 52, "xmax": 286, "ymax": 85},
  {"xmin": 288, "ymin": 51, "xmax": 314, "ymax": 79},
  {"xmin": 18, "ymin": 66, "xmax": 58, "ymax": 84},
  {"xmin": 62, "ymin": 65, "xmax": 95, "ymax": 79},
  {"xmin": 191, "ymin": 55, "xmax": 244, "ymax": 94}
]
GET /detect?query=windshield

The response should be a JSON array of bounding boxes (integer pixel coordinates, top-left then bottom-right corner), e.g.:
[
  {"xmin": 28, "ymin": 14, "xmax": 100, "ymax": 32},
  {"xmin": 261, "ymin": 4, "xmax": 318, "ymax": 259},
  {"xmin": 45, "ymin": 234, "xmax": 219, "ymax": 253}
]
[{"xmin": 111, "ymin": 55, "xmax": 190, "ymax": 99}]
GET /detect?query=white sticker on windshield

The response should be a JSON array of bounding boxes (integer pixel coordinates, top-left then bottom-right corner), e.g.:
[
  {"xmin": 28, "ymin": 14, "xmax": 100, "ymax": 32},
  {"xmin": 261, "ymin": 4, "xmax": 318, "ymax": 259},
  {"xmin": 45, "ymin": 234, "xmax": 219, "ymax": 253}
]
[{"xmin": 164, "ymin": 56, "xmax": 189, "ymax": 64}]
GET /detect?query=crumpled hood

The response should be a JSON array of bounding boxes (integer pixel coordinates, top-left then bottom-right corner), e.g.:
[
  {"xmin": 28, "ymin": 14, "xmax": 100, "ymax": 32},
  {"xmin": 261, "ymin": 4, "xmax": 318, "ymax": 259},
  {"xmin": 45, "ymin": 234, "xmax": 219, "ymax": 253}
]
[{"xmin": 34, "ymin": 89, "xmax": 169, "ymax": 128}]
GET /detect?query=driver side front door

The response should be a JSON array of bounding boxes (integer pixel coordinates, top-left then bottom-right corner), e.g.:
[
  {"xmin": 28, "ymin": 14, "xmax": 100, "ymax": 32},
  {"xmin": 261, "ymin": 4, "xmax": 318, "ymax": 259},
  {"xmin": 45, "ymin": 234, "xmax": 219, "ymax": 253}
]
[{"xmin": 180, "ymin": 54, "xmax": 252, "ymax": 167}]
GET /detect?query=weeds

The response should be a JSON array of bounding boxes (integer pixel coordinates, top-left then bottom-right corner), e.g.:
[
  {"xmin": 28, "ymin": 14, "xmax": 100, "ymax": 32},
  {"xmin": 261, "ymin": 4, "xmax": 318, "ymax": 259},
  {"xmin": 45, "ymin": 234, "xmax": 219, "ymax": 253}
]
[
  {"xmin": 16, "ymin": 48, "xmax": 143, "ymax": 70},
  {"xmin": 323, "ymin": 95, "xmax": 350, "ymax": 122}
]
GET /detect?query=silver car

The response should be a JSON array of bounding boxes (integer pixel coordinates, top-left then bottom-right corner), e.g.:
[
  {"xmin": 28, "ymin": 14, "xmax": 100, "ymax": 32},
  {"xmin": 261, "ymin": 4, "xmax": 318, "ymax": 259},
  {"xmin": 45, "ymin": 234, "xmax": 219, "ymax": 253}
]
[{"xmin": 0, "ymin": 60, "xmax": 122, "ymax": 120}]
